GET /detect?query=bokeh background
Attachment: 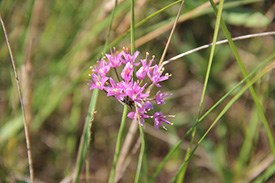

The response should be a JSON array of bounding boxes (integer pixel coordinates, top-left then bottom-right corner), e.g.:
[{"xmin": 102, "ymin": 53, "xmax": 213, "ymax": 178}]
[{"xmin": 0, "ymin": 0, "xmax": 274, "ymax": 182}]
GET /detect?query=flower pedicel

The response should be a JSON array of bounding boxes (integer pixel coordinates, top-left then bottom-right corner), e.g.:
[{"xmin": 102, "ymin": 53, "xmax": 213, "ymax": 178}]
[{"xmin": 89, "ymin": 48, "xmax": 174, "ymax": 129}]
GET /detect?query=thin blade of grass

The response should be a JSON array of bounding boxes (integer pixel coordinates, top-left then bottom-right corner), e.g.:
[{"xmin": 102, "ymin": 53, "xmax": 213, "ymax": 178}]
[
  {"xmin": 171, "ymin": 61, "xmax": 275, "ymax": 183},
  {"xmin": 103, "ymin": 0, "xmax": 118, "ymax": 54},
  {"xmin": 109, "ymin": 1, "xmax": 136, "ymax": 180},
  {"xmin": 150, "ymin": 53, "xmax": 275, "ymax": 182},
  {"xmin": 172, "ymin": 1, "xmax": 224, "ymax": 182},
  {"xmin": 0, "ymin": 15, "xmax": 34, "ymax": 183},
  {"xmin": 130, "ymin": 1, "xmax": 146, "ymax": 182},
  {"xmin": 135, "ymin": 0, "xmax": 261, "ymax": 48},
  {"xmin": 135, "ymin": 125, "xmax": 145, "ymax": 183},
  {"xmin": 73, "ymin": 89, "xmax": 98, "ymax": 183},
  {"xmin": 93, "ymin": 0, "xmax": 259, "ymax": 57},
  {"xmin": 209, "ymin": 0, "xmax": 275, "ymax": 154},
  {"xmin": 74, "ymin": 1, "xmax": 119, "ymax": 182},
  {"xmin": 108, "ymin": 105, "xmax": 129, "ymax": 183},
  {"xmin": 198, "ymin": 61, "xmax": 275, "ymax": 145},
  {"xmin": 163, "ymin": 31, "xmax": 275, "ymax": 65},
  {"xmin": 77, "ymin": 1, "xmax": 120, "ymax": 182},
  {"xmin": 233, "ymin": 106, "xmax": 260, "ymax": 180},
  {"xmin": 158, "ymin": 0, "xmax": 185, "ymax": 66},
  {"xmin": 107, "ymin": 0, "xmax": 182, "ymax": 50}
]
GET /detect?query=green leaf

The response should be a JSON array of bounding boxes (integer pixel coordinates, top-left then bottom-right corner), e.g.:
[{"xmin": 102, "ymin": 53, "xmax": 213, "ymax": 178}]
[
  {"xmin": 223, "ymin": 9, "xmax": 271, "ymax": 28},
  {"xmin": 0, "ymin": 116, "xmax": 23, "ymax": 142}
]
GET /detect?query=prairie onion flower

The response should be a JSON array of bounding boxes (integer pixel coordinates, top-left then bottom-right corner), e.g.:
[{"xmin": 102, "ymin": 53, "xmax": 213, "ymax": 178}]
[{"xmin": 89, "ymin": 48, "xmax": 173, "ymax": 129}]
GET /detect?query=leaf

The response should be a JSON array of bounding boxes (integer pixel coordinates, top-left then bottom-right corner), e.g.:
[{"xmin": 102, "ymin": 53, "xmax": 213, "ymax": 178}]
[
  {"xmin": 0, "ymin": 116, "xmax": 23, "ymax": 142},
  {"xmin": 223, "ymin": 8, "xmax": 271, "ymax": 28}
]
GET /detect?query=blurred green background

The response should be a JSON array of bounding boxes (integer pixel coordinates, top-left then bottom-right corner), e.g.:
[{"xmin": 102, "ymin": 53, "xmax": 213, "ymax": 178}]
[{"xmin": 0, "ymin": 0, "xmax": 274, "ymax": 182}]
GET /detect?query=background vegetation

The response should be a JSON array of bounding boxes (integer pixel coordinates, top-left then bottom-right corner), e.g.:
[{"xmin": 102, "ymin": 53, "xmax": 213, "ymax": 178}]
[{"xmin": 0, "ymin": 0, "xmax": 274, "ymax": 182}]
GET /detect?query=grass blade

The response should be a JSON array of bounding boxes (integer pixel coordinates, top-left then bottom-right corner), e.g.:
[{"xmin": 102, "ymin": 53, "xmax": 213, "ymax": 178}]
[
  {"xmin": 108, "ymin": 105, "xmax": 129, "ymax": 183},
  {"xmin": 134, "ymin": 125, "xmax": 145, "ymax": 183},
  {"xmin": 209, "ymin": 0, "xmax": 275, "ymax": 154},
  {"xmin": 172, "ymin": 61, "xmax": 275, "ymax": 183},
  {"xmin": 73, "ymin": 89, "xmax": 98, "ymax": 183},
  {"xmin": 172, "ymin": 1, "xmax": 224, "ymax": 182},
  {"xmin": 151, "ymin": 53, "xmax": 275, "ymax": 182},
  {"xmin": 0, "ymin": 15, "xmax": 34, "ymax": 183}
]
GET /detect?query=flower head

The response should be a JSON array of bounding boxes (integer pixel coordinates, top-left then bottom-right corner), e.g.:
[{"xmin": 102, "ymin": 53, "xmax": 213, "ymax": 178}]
[{"xmin": 89, "ymin": 48, "xmax": 173, "ymax": 129}]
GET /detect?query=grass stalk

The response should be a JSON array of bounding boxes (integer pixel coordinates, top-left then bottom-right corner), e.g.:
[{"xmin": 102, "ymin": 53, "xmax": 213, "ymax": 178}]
[
  {"xmin": 158, "ymin": 0, "xmax": 185, "ymax": 66},
  {"xmin": 73, "ymin": 89, "xmax": 98, "ymax": 183},
  {"xmin": 172, "ymin": 61, "xmax": 275, "ymax": 182},
  {"xmin": 163, "ymin": 31, "xmax": 275, "ymax": 65},
  {"xmin": 74, "ymin": 1, "xmax": 119, "ymax": 182},
  {"xmin": 172, "ymin": 1, "xmax": 224, "ymax": 182},
  {"xmin": 134, "ymin": 125, "xmax": 145, "ymax": 183},
  {"xmin": 108, "ymin": 105, "xmax": 129, "ymax": 183},
  {"xmin": 209, "ymin": 0, "xmax": 275, "ymax": 154},
  {"xmin": 130, "ymin": 0, "xmax": 135, "ymax": 53},
  {"xmin": 103, "ymin": 0, "xmax": 118, "ymax": 54},
  {"xmin": 109, "ymin": 0, "xmax": 136, "ymax": 182},
  {"xmin": 151, "ymin": 52, "xmax": 275, "ymax": 182},
  {"xmin": 0, "ymin": 15, "xmax": 34, "ymax": 183}
]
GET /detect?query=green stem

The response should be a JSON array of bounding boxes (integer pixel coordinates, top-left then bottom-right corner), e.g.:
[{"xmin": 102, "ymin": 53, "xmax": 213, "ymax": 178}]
[
  {"xmin": 130, "ymin": 0, "xmax": 135, "ymax": 53},
  {"xmin": 103, "ymin": 0, "xmax": 118, "ymax": 54},
  {"xmin": 135, "ymin": 125, "xmax": 145, "ymax": 183},
  {"xmin": 209, "ymin": 0, "xmax": 275, "ymax": 154},
  {"xmin": 74, "ymin": 89, "xmax": 98, "ymax": 183},
  {"xmin": 173, "ymin": 1, "xmax": 224, "ymax": 182},
  {"xmin": 173, "ymin": 61, "xmax": 275, "ymax": 182},
  {"xmin": 150, "ymin": 53, "xmax": 275, "ymax": 182},
  {"xmin": 108, "ymin": 105, "xmax": 129, "ymax": 183}
]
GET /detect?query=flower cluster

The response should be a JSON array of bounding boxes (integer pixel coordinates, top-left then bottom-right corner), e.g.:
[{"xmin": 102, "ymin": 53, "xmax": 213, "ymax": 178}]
[{"xmin": 89, "ymin": 48, "xmax": 173, "ymax": 129}]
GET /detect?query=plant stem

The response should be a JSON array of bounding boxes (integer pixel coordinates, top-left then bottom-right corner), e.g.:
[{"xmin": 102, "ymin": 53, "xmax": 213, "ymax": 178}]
[
  {"xmin": 130, "ymin": 0, "xmax": 135, "ymax": 53},
  {"xmin": 134, "ymin": 124, "xmax": 145, "ymax": 183},
  {"xmin": 74, "ymin": 89, "xmax": 98, "ymax": 183},
  {"xmin": 173, "ymin": 1, "xmax": 224, "ymax": 182},
  {"xmin": 108, "ymin": 105, "xmax": 129, "ymax": 183},
  {"xmin": 159, "ymin": 0, "xmax": 185, "ymax": 66},
  {"xmin": 0, "ymin": 15, "xmax": 34, "ymax": 183}
]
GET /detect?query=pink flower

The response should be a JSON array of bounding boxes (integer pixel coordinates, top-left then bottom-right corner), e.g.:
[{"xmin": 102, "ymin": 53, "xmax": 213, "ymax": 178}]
[
  {"xmin": 89, "ymin": 48, "xmax": 173, "ymax": 129},
  {"xmin": 105, "ymin": 78, "xmax": 125, "ymax": 100},
  {"xmin": 153, "ymin": 112, "xmax": 173, "ymax": 129},
  {"xmin": 148, "ymin": 65, "xmax": 171, "ymax": 87},
  {"xmin": 155, "ymin": 91, "xmax": 171, "ymax": 105},
  {"xmin": 121, "ymin": 62, "xmax": 134, "ymax": 82},
  {"xmin": 136, "ymin": 54, "xmax": 154, "ymax": 80},
  {"xmin": 106, "ymin": 49, "xmax": 123, "ymax": 68},
  {"xmin": 89, "ymin": 74, "xmax": 108, "ymax": 90},
  {"xmin": 92, "ymin": 59, "xmax": 110, "ymax": 77},
  {"xmin": 124, "ymin": 82, "xmax": 149, "ymax": 103},
  {"xmin": 121, "ymin": 50, "xmax": 140, "ymax": 64}
]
